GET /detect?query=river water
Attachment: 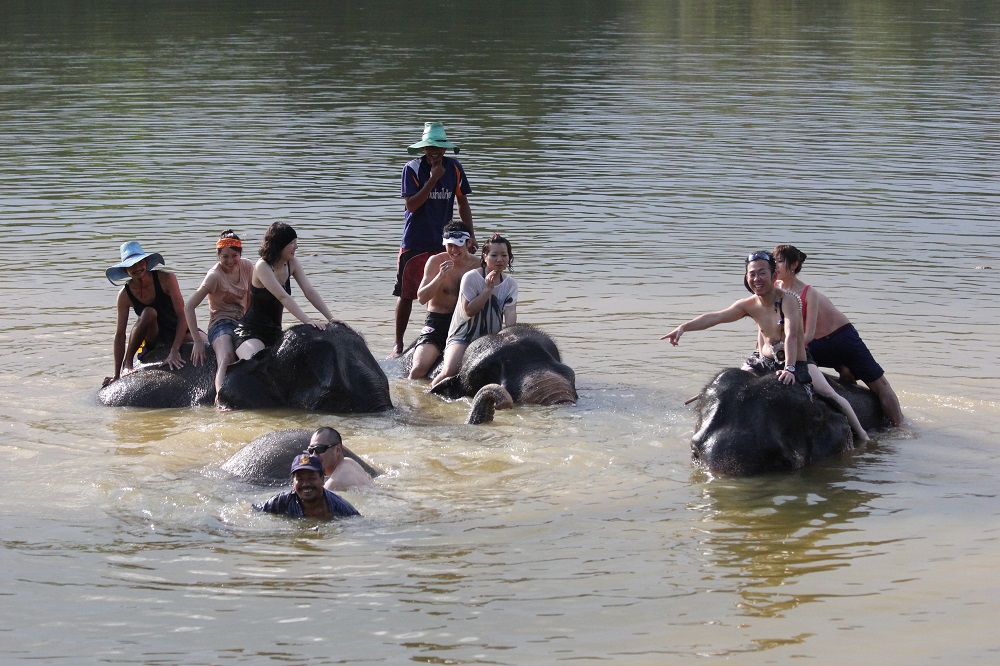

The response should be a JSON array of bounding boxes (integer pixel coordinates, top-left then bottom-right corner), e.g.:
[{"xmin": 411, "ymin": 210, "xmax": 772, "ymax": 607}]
[{"xmin": 2, "ymin": 1, "xmax": 999, "ymax": 662}]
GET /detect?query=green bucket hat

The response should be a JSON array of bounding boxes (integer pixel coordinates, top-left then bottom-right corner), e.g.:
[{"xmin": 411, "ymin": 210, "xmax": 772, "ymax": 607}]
[{"xmin": 407, "ymin": 122, "xmax": 460, "ymax": 155}]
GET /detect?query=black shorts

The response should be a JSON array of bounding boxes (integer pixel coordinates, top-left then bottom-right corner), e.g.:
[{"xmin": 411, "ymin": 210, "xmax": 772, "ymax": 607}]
[
  {"xmin": 414, "ymin": 310, "xmax": 453, "ymax": 350},
  {"xmin": 807, "ymin": 324, "xmax": 885, "ymax": 383}
]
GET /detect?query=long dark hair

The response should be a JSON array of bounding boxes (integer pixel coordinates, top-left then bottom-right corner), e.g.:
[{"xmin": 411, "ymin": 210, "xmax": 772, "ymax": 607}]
[{"xmin": 259, "ymin": 222, "xmax": 297, "ymax": 265}]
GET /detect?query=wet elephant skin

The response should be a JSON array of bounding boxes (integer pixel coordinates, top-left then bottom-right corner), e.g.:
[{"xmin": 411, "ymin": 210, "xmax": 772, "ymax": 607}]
[
  {"xmin": 99, "ymin": 323, "xmax": 392, "ymax": 414},
  {"xmin": 692, "ymin": 367, "xmax": 889, "ymax": 476}
]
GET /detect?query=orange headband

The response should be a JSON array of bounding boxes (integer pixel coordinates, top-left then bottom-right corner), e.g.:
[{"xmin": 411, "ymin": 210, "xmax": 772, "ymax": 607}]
[{"xmin": 216, "ymin": 238, "xmax": 242, "ymax": 250}]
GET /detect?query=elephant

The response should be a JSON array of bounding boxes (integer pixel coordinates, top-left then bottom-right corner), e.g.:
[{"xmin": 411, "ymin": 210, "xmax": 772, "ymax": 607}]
[
  {"xmin": 426, "ymin": 324, "xmax": 578, "ymax": 424},
  {"xmin": 99, "ymin": 323, "xmax": 393, "ymax": 414},
  {"xmin": 691, "ymin": 367, "xmax": 890, "ymax": 476},
  {"xmin": 221, "ymin": 428, "xmax": 382, "ymax": 486}
]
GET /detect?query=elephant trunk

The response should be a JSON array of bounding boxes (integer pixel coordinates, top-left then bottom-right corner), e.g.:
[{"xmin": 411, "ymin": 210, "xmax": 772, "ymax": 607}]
[{"xmin": 467, "ymin": 384, "xmax": 514, "ymax": 424}]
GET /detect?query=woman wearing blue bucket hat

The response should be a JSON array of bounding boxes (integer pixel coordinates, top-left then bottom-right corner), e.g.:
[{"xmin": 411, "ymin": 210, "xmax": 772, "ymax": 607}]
[{"xmin": 103, "ymin": 240, "xmax": 196, "ymax": 387}]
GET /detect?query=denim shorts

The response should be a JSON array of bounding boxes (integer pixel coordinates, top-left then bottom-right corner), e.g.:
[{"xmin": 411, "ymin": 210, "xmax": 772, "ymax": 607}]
[{"xmin": 207, "ymin": 318, "xmax": 238, "ymax": 345}]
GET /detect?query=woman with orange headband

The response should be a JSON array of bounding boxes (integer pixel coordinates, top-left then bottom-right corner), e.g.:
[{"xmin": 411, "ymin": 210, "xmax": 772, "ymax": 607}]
[{"xmin": 184, "ymin": 229, "xmax": 255, "ymax": 404}]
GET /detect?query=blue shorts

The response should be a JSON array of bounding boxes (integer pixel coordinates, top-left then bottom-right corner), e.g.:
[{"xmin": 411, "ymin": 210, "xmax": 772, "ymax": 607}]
[
  {"xmin": 807, "ymin": 324, "xmax": 884, "ymax": 383},
  {"xmin": 208, "ymin": 318, "xmax": 238, "ymax": 345}
]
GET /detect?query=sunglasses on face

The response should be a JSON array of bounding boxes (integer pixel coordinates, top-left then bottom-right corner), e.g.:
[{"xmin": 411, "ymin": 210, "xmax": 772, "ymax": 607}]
[
  {"xmin": 307, "ymin": 444, "xmax": 335, "ymax": 455},
  {"xmin": 746, "ymin": 251, "xmax": 774, "ymax": 264}
]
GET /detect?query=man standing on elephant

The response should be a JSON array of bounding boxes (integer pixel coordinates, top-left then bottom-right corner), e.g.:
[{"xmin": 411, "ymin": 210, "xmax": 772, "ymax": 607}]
[
  {"xmin": 307, "ymin": 427, "xmax": 373, "ymax": 492},
  {"xmin": 392, "ymin": 122, "xmax": 474, "ymax": 357},
  {"xmin": 661, "ymin": 250, "xmax": 870, "ymax": 444},
  {"xmin": 408, "ymin": 222, "xmax": 481, "ymax": 379},
  {"xmin": 253, "ymin": 454, "xmax": 360, "ymax": 519}
]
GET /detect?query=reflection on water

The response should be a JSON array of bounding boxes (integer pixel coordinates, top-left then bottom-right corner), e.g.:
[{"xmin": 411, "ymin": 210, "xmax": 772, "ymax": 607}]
[
  {"xmin": 694, "ymin": 469, "xmax": 885, "ymax": 621},
  {"xmin": 2, "ymin": 0, "xmax": 1000, "ymax": 662}
]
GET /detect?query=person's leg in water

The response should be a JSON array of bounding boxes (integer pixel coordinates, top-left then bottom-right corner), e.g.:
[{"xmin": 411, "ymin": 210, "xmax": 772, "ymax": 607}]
[
  {"xmin": 392, "ymin": 296, "xmax": 413, "ymax": 357},
  {"xmin": 866, "ymin": 375, "xmax": 904, "ymax": 426}
]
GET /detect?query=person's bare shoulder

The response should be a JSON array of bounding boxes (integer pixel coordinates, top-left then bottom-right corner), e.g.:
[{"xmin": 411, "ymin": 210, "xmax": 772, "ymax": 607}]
[{"xmin": 325, "ymin": 458, "xmax": 374, "ymax": 492}]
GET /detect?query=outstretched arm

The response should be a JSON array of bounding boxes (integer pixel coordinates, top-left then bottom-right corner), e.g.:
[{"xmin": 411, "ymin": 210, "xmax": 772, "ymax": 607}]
[
  {"xmin": 661, "ymin": 301, "xmax": 748, "ymax": 346},
  {"xmin": 288, "ymin": 258, "xmax": 338, "ymax": 326}
]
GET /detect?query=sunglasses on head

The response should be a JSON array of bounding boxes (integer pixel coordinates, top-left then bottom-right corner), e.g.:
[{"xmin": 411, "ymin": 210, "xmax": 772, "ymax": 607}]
[
  {"xmin": 444, "ymin": 231, "xmax": 470, "ymax": 240},
  {"xmin": 746, "ymin": 251, "xmax": 774, "ymax": 264},
  {"xmin": 307, "ymin": 444, "xmax": 335, "ymax": 455}
]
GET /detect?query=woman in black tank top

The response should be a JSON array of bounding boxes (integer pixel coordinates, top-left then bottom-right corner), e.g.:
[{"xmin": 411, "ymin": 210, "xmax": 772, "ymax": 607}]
[
  {"xmin": 103, "ymin": 241, "xmax": 194, "ymax": 387},
  {"xmin": 233, "ymin": 222, "xmax": 342, "ymax": 360}
]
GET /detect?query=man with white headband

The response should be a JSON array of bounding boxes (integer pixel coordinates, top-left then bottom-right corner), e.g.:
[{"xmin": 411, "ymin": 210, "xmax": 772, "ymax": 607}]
[{"xmin": 409, "ymin": 221, "xmax": 481, "ymax": 379}]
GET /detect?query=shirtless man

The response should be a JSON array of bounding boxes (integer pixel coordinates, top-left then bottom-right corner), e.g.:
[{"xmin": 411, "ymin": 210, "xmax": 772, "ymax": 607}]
[
  {"xmin": 773, "ymin": 244, "xmax": 903, "ymax": 426},
  {"xmin": 306, "ymin": 427, "xmax": 374, "ymax": 492},
  {"xmin": 408, "ymin": 221, "xmax": 481, "ymax": 379},
  {"xmin": 662, "ymin": 250, "xmax": 869, "ymax": 444}
]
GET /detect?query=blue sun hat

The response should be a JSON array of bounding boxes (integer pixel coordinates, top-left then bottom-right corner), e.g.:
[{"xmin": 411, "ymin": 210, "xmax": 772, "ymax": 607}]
[
  {"xmin": 407, "ymin": 122, "xmax": 460, "ymax": 155},
  {"xmin": 106, "ymin": 241, "xmax": 165, "ymax": 285}
]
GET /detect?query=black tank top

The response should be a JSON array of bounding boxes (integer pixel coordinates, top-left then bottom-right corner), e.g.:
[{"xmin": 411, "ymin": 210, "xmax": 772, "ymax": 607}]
[
  {"xmin": 124, "ymin": 271, "xmax": 179, "ymax": 340},
  {"xmin": 239, "ymin": 274, "xmax": 292, "ymax": 342}
]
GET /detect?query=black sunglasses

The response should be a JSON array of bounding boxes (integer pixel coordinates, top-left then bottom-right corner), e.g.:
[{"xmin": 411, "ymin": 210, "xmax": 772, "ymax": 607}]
[
  {"xmin": 307, "ymin": 444, "xmax": 335, "ymax": 454},
  {"xmin": 444, "ymin": 231, "xmax": 470, "ymax": 240},
  {"xmin": 746, "ymin": 251, "xmax": 774, "ymax": 264}
]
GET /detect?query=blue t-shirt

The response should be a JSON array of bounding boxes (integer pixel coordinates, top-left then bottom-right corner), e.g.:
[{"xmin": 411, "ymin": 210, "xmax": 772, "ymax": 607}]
[
  {"xmin": 254, "ymin": 489, "xmax": 360, "ymax": 518},
  {"xmin": 400, "ymin": 155, "xmax": 471, "ymax": 252}
]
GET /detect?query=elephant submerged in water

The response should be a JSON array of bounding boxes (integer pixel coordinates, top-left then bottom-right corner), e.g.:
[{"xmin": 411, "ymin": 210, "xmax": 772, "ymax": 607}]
[
  {"xmin": 691, "ymin": 367, "xmax": 890, "ymax": 476},
  {"xmin": 99, "ymin": 323, "xmax": 393, "ymax": 413},
  {"xmin": 221, "ymin": 428, "xmax": 381, "ymax": 486},
  {"xmin": 424, "ymin": 324, "xmax": 578, "ymax": 424}
]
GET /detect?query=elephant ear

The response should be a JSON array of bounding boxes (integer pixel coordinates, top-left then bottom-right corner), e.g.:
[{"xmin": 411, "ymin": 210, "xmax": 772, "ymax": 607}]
[{"xmin": 429, "ymin": 375, "xmax": 464, "ymax": 399}]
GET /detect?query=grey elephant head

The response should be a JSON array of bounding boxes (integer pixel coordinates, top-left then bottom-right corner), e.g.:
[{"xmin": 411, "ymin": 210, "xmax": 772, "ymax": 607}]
[
  {"xmin": 692, "ymin": 368, "xmax": 887, "ymax": 476},
  {"xmin": 430, "ymin": 324, "xmax": 577, "ymax": 424}
]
